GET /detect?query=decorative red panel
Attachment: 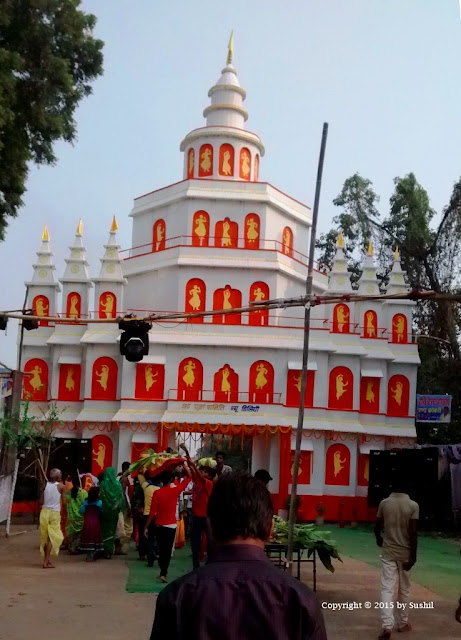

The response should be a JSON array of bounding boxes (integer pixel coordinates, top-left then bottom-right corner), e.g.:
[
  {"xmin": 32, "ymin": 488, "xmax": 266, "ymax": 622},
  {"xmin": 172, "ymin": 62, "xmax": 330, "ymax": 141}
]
[
  {"xmin": 387, "ymin": 374, "xmax": 410, "ymax": 416},
  {"xmin": 91, "ymin": 435, "xmax": 113, "ymax": 477},
  {"xmin": 239, "ymin": 148, "xmax": 251, "ymax": 180},
  {"xmin": 254, "ymin": 154, "xmax": 259, "ymax": 182},
  {"xmin": 66, "ymin": 292, "xmax": 81, "ymax": 319},
  {"xmin": 99, "ymin": 292, "xmax": 117, "ymax": 319},
  {"xmin": 32, "ymin": 295, "xmax": 49, "ymax": 326},
  {"xmin": 185, "ymin": 278, "xmax": 206, "ymax": 323},
  {"xmin": 392, "ymin": 314, "xmax": 408, "ymax": 343},
  {"xmin": 282, "ymin": 226, "xmax": 293, "ymax": 257},
  {"xmin": 325, "ymin": 443, "xmax": 350, "ymax": 486},
  {"xmin": 192, "ymin": 210, "xmax": 209, "ymax": 247},
  {"xmin": 153, "ymin": 219, "xmax": 166, "ymax": 252},
  {"xmin": 58, "ymin": 364, "xmax": 81, "ymax": 402},
  {"xmin": 214, "ymin": 218, "xmax": 238, "ymax": 249},
  {"xmin": 363, "ymin": 310, "xmax": 377, "ymax": 338},
  {"xmin": 357, "ymin": 453, "xmax": 369, "ymax": 487},
  {"xmin": 249, "ymin": 281, "xmax": 269, "ymax": 326},
  {"xmin": 219, "ymin": 143, "xmax": 235, "ymax": 177},
  {"xmin": 249, "ymin": 360, "xmax": 274, "ymax": 404},
  {"xmin": 23, "ymin": 358, "xmax": 48, "ymax": 401},
  {"xmin": 91, "ymin": 357, "xmax": 118, "ymax": 400},
  {"xmin": 198, "ymin": 144, "xmax": 213, "ymax": 177},
  {"xmin": 360, "ymin": 377, "xmax": 380, "ymax": 414},
  {"xmin": 328, "ymin": 366, "xmax": 353, "ymax": 410},
  {"xmin": 187, "ymin": 148, "xmax": 195, "ymax": 179},
  {"xmin": 178, "ymin": 357, "xmax": 203, "ymax": 401},
  {"xmin": 332, "ymin": 304, "xmax": 350, "ymax": 334},
  {"xmin": 286, "ymin": 370, "xmax": 314, "ymax": 408},
  {"xmin": 290, "ymin": 450, "xmax": 312, "ymax": 485},
  {"xmin": 213, "ymin": 365, "xmax": 239, "ymax": 403},
  {"xmin": 135, "ymin": 364, "xmax": 165, "ymax": 400},
  {"xmin": 244, "ymin": 213, "xmax": 260, "ymax": 249},
  {"xmin": 212, "ymin": 286, "xmax": 242, "ymax": 325}
]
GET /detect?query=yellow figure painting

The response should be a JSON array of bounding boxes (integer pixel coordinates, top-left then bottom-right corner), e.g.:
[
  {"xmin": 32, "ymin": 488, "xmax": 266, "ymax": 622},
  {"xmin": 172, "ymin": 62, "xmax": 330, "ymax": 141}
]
[
  {"xmin": 294, "ymin": 374, "xmax": 302, "ymax": 393},
  {"xmin": 35, "ymin": 298, "xmax": 49, "ymax": 317},
  {"xmin": 65, "ymin": 367, "xmax": 75, "ymax": 392},
  {"xmin": 366, "ymin": 311, "xmax": 376, "ymax": 338},
  {"xmin": 365, "ymin": 380, "xmax": 375, "ymax": 403},
  {"xmin": 30, "ymin": 366, "xmax": 44, "ymax": 392},
  {"xmin": 156, "ymin": 222, "xmax": 164, "ymax": 251},
  {"xmin": 200, "ymin": 148, "xmax": 212, "ymax": 173},
  {"xmin": 223, "ymin": 289, "xmax": 233, "ymax": 310},
  {"xmin": 336, "ymin": 305, "xmax": 349, "ymax": 332},
  {"xmin": 291, "ymin": 456, "xmax": 302, "ymax": 479},
  {"xmin": 241, "ymin": 151, "xmax": 250, "ymax": 178},
  {"xmin": 255, "ymin": 363, "xmax": 268, "ymax": 390},
  {"xmin": 96, "ymin": 365, "xmax": 109, "ymax": 392},
  {"xmin": 393, "ymin": 316, "xmax": 405, "ymax": 342},
  {"xmin": 189, "ymin": 285, "xmax": 202, "ymax": 311},
  {"xmin": 145, "ymin": 366, "xmax": 158, "ymax": 392},
  {"xmin": 222, "ymin": 221, "xmax": 232, "ymax": 247},
  {"xmin": 221, "ymin": 150, "xmax": 232, "ymax": 175},
  {"xmin": 246, "ymin": 218, "xmax": 259, "ymax": 243},
  {"xmin": 336, "ymin": 374, "xmax": 348, "ymax": 400},
  {"xmin": 194, "ymin": 214, "xmax": 207, "ymax": 246},
  {"xmin": 333, "ymin": 451, "xmax": 346, "ymax": 477},
  {"xmin": 283, "ymin": 228, "xmax": 292, "ymax": 254},
  {"xmin": 221, "ymin": 367, "xmax": 231, "ymax": 393},
  {"xmin": 183, "ymin": 361, "xmax": 196, "ymax": 388},
  {"xmin": 92, "ymin": 444, "xmax": 106, "ymax": 471},
  {"xmin": 391, "ymin": 381, "xmax": 403, "ymax": 406},
  {"xmin": 188, "ymin": 150, "xmax": 194, "ymax": 174},
  {"xmin": 101, "ymin": 294, "xmax": 115, "ymax": 318},
  {"xmin": 69, "ymin": 294, "xmax": 79, "ymax": 319}
]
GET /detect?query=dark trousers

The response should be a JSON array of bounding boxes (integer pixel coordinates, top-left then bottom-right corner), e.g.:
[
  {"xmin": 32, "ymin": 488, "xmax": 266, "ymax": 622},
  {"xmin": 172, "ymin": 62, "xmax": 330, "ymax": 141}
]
[
  {"xmin": 139, "ymin": 515, "xmax": 157, "ymax": 561},
  {"xmin": 156, "ymin": 526, "xmax": 177, "ymax": 577},
  {"xmin": 191, "ymin": 515, "xmax": 210, "ymax": 569}
]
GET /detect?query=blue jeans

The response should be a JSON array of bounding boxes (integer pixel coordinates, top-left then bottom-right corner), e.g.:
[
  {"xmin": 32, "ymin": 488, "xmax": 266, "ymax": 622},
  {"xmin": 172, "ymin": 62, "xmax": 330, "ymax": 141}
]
[{"xmin": 191, "ymin": 515, "xmax": 210, "ymax": 569}]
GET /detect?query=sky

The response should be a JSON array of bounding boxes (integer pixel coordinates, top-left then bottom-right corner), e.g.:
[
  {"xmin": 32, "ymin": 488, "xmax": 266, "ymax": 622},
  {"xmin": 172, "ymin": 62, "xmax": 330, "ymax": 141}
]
[{"xmin": 0, "ymin": 0, "xmax": 460, "ymax": 368}]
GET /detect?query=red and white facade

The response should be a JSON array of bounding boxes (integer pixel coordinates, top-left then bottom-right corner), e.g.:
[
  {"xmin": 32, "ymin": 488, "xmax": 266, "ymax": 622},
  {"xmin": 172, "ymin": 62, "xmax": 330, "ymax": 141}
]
[{"xmin": 21, "ymin": 47, "xmax": 419, "ymax": 520}]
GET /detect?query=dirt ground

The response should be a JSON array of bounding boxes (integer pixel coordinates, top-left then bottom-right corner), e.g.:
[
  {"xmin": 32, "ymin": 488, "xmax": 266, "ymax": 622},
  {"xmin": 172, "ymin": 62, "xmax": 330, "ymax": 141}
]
[{"xmin": 0, "ymin": 521, "xmax": 460, "ymax": 640}]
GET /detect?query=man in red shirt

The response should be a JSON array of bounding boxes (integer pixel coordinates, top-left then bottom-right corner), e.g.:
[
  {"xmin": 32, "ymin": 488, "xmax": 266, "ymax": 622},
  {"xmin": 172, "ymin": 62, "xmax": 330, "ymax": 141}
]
[
  {"xmin": 185, "ymin": 454, "xmax": 214, "ymax": 569},
  {"xmin": 144, "ymin": 469, "xmax": 190, "ymax": 583}
]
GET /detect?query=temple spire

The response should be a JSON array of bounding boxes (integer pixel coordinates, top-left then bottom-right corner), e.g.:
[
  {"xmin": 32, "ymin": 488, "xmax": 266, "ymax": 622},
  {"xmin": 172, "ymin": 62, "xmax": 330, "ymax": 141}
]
[
  {"xmin": 42, "ymin": 225, "xmax": 50, "ymax": 242},
  {"xmin": 76, "ymin": 219, "xmax": 83, "ymax": 235},
  {"xmin": 367, "ymin": 240, "xmax": 374, "ymax": 256},
  {"xmin": 111, "ymin": 215, "xmax": 118, "ymax": 232},
  {"xmin": 227, "ymin": 31, "xmax": 234, "ymax": 65}
]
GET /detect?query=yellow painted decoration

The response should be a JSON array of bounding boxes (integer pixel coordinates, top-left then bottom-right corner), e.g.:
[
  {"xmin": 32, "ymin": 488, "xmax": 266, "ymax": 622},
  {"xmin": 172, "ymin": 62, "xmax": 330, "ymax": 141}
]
[
  {"xmin": 367, "ymin": 240, "xmax": 373, "ymax": 255},
  {"xmin": 227, "ymin": 30, "xmax": 234, "ymax": 65},
  {"xmin": 42, "ymin": 225, "xmax": 50, "ymax": 242},
  {"xmin": 92, "ymin": 443, "xmax": 106, "ymax": 470},
  {"xmin": 76, "ymin": 219, "xmax": 83, "ymax": 235},
  {"xmin": 145, "ymin": 365, "xmax": 158, "ymax": 391},
  {"xmin": 96, "ymin": 365, "xmax": 109, "ymax": 391},
  {"xmin": 337, "ymin": 231, "xmax": 345, "ymax": 247},
  {"xmin": 334, "ymin": 451, "xmax": 346, "ymax": 477},
  {"xmin": 111, "ymin": 215, "xmax": 118, "ymax": 232},
  {"xmin": 394, "ymin": 246, "xmax": 400, "ymax": 260}
]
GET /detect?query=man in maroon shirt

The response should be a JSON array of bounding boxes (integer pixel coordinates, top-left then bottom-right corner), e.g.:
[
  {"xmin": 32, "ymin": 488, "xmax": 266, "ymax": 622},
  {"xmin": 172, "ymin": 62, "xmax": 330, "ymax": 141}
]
[
  {"xmin": 185, "ymin": 454, "xmax": 214, "ymax": 569},
  {"xmin": 151, "ymin": 472, "xmax": 327, "ymax": 640}
]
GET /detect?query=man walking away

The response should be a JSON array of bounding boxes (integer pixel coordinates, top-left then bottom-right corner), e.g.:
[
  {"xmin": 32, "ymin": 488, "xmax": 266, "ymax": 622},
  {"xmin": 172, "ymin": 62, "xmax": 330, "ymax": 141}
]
[
  {"xmin": 40, "ymin": 469, "xmax": 66, "ymax": 568},
  {"xmin": 374, "ymin": 472, "xmax": 419, "ymax": 639},
  {"xmin": 151, "ymin": 472, "xmax": 327, "ymax": 640}
]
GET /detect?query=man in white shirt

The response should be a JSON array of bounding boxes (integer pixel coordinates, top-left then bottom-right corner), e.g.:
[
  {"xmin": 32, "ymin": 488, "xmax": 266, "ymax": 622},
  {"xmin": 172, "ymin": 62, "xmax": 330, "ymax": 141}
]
[{"xmin": 40, "ymin": 468, "xmax": 66, "ymax": 568}]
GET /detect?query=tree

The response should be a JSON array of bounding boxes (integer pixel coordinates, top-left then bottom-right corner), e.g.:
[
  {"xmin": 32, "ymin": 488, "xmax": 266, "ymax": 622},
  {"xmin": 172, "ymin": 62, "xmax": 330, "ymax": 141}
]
[{"xmin": 0, "ymin": 0, "xmax": 104, "ymax": 239}]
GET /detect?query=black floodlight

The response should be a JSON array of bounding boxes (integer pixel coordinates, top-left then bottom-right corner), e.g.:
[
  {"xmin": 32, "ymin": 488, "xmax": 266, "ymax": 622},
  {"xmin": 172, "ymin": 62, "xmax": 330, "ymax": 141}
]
[
  {"xmin": 0, "ymin": 316, "xmax": 7, "ymax": 331},
  {"xmin": 119, "ymin": 314, "xmax": 152, "ymax": 362},
  {"xmin": 22, "ymin": 310, "xmax": 39, "ymax": 331}
]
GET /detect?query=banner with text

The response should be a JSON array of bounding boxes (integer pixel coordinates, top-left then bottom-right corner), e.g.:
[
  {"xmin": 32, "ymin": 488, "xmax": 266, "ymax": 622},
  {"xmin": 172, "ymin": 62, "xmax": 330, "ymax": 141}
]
[{"xmin": 416, "ymin": 394, "xmax": 452, "ymax": 423}]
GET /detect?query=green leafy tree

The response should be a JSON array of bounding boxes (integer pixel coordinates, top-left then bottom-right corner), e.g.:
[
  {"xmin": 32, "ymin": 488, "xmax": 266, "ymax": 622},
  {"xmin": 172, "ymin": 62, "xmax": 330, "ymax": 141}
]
[{"xmin": 0, "ymin": 0, "xmax": 104, "ymax": 239}]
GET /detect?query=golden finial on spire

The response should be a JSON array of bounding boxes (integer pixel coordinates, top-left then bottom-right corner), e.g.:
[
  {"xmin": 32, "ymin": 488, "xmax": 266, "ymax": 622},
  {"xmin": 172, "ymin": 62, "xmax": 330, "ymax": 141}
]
[
  {"xmin": 42, "ymin": 225, "xmax": 50, "ymax": 242},
  {"xmin": 110, "ymin": 215, "xmax": 118, "ymax": 232},
  {"xmin": 394, "ymin": 246, "xmax": 400, "ymax": 260},
  {"xmin": 367, "ymin": 240, "xmax": 373, "ymax": 256},
  {"xmin": 227, "ymin": 30, "xmax": 234, "ymax": 65},
  {"xmin": 337, "ymin": 230, "xmax": 345, "ymax": 248},
  {"xmin": 76, "ymin": 219, "xmax": 83, "ymax": 235}
]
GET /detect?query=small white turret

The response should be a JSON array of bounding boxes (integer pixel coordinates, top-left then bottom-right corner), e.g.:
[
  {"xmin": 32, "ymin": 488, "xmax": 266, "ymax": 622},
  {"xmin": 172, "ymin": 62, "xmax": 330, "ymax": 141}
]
[
  {"xmin": 92, "ymin": 216, "xmax": 127, "ymax": 318},
  {"xmin": 357, "ymin": 241, "xmax": 380, "ymax": 295},
  {"xmin": 327, "ymin": 231, "xmax": 353, "ymax": 293},
  {"xmin": 60, "ymin": 220, "xmax": 93, "ymax": 319}
]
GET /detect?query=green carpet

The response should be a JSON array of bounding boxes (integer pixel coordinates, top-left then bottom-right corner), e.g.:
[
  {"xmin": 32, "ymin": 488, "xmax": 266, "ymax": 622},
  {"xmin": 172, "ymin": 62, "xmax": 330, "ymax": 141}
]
[
  {"xmin": 125, "ymin": 544, "xmax": 192, "ymax": 593},
  {"xmin": 322, "ymin": 525, "xmax": 461, "ymax": 600}
]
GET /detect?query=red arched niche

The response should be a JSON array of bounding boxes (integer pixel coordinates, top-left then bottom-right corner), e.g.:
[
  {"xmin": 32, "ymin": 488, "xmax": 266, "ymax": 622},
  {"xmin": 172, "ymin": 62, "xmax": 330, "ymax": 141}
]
[
  {"xmin": 198, "ymin": 144, "xmax": 213, "ymax": 177},
  {"xmin": 135, "ymin": 363, "xmax": 165, "ymax": 400},
  {"xmin": 392, "ymin": 313, "xmax": 408, "ymax": 343},
  {"xmin": 249, "ymin": 281, "xmax": 269, "ymax": 326},
  {"xmin": 23, "ymin": 358, "xmax": 48, "ymax": 401},
  {"xmin": 192, "ymin": 210, "xmax": 210, "ymax": 247},
  {"xmin": 58, "ymin": 364, "xmax": 81, "ymax": 402},
  {"xmin": 215, "ymin": 218, "xmax": 238, "ymax": 249},
  {"xmin": 357, "ymin": 453, "xmax": 369, "ymax": 487},
  {"xmin": 178, "ymin": 357, "xmax": 203, "ymax": 401},
  {"xmin": 325, "ymin": 443, "xmax": 350, "ymax": 486},
  {"xmin": 240, "ymin": 148, "xmax": 251, "ymax": 180},
  {"xmin": 212, "ymin": 286, "xmax": 242, "ymax": 325},
  {"xmin": 290, "ymin": 450, "xmax": 312, "ymax": 485},
  {"xmin": 214, "ymin": 364, "xmax": 239, "ymax": 403},
  {"xmin": 360, "ymin": 377, "xmax": 380, "ymax": 414},
  {"xmin": 249, "ymin": 360, "xmax": 274, "ymax": 404},
  {"xmin": 254, "ymin": 154, "xmax": 259, "ymax": 181},
  {"xmin": 363, "ymin": 310, "xmax": 377, "ymax": 338},
  {"xmin": 153, "ymin": 219, "xmax": 166, "ymax": 252},
  {"xmin": 286, "ymin": 370, "xmax": 314, "ymax": 408},
  {"xmin": 332, "ymin": 304, "xmax": 350, "ymax": 333},
  {"xmin": 187, "ymin": 148, "xmax": 195, "ymax": 179},
  {"xmin": 91, "ymin": 357, "xmax": 118, "ymax": 400},
  {"xmin": 219, "ymin": 143, "xmax": 235, "ymax": 177},
  {"xmin": 282, "ymin": 227, "xmax": 293, "ymax": 256},
  {"xmin": 387, "ymin": 374, "xmax": 410, "ymax": 417},
  {"xmin": 99, "ymin": 292, "xmax": 117, "ymax": 319},
  {"xmin": 32, "ymin": 295, "xmax": 49, "ymax": 326},
  {"xmin": 328, "ymin": 366, "xmax": 353, "ymax": 410},
  {"xmin": 91, "ymin": 435, "xmax": 113, "ymax": 477},
  {"xmin": 66, "ymin": 292, "xmax": 81, "ymax": 319},
  {"xmin": 185, "ymin": 278, "xmax": 205, "ymax": 324},
  {"xmin": 244, "ymin": 213, "xmax": 260, "ymax": 249}
]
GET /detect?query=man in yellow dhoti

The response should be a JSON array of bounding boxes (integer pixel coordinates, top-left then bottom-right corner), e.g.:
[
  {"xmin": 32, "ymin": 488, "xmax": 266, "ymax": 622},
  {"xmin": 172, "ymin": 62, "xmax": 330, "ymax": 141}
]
[{"xmin": 40, "ymin": 469, "xmax": 66, "ymax": 568}]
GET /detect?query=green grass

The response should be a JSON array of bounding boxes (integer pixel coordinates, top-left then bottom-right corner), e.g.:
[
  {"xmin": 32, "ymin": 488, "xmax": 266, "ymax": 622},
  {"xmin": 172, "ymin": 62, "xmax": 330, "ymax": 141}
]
[
  {"xmin": 125, "ymin": 544, "xmax": 192, "ymax": 593},
  {"xmin": 322, "ymin": 525, "xmax": 461, "ymax": 600}
]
